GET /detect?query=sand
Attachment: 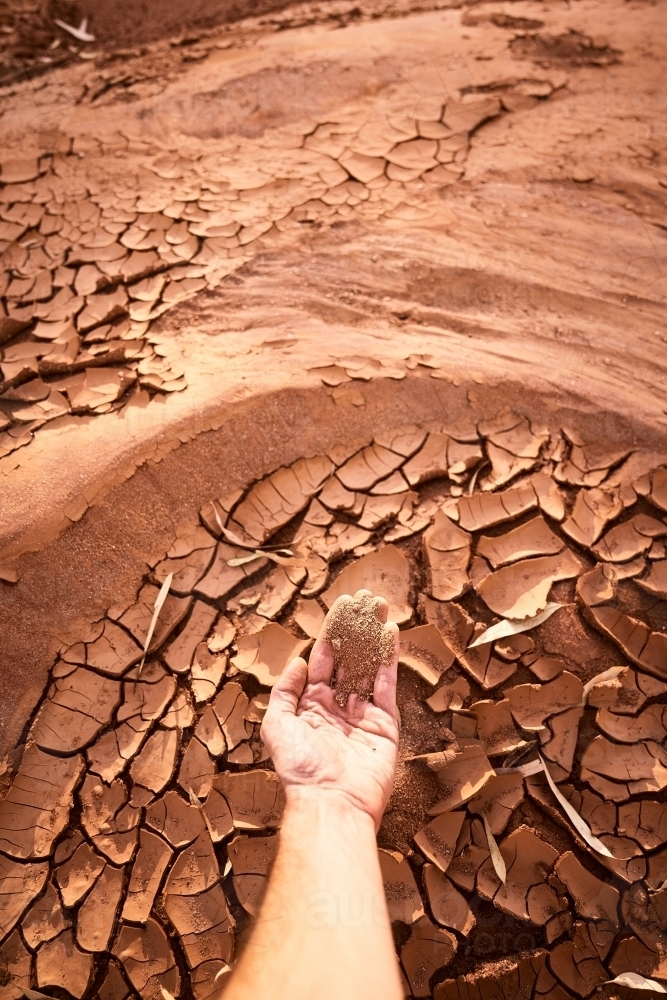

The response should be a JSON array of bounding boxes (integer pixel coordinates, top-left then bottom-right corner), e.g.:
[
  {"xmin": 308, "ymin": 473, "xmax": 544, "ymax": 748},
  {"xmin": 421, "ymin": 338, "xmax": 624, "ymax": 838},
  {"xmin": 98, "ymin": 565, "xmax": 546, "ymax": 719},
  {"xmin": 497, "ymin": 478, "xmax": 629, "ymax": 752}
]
[{"xmin": 324, "ymin": 591, "xmax": 396, "ymax": 704}]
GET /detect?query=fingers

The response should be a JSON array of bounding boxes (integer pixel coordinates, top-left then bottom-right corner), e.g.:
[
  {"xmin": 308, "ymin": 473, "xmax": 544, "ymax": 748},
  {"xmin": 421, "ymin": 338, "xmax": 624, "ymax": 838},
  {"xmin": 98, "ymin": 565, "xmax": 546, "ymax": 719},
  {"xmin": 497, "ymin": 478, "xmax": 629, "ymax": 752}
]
[
  {"xmin": 267, "ymin": 656, "xmax": 308, "ymax": 716},
  {"xmin": 346, "ymin": 691, "xmax": 363, "ymax": 721},
  {"xmin": 307, "ymin": 591, "xmax": 391, "ymax": 690},
  {"xmin": 307, "ymin": 592, "xmax": 353, "ymax": 685},
  {"xmin": 350, "ymin": 589, "xmax": 388, "ymax": 624},
  {"xmin": 372, "ymin": 620, "xmax": 399, "ymax": 721},
  {"xmin": 369, "ymin": 594, "xmax": 389, "ymax": 624},
  {"xmin": 307, "ymin": 632, "xmax": 335, "ymax": 685}
]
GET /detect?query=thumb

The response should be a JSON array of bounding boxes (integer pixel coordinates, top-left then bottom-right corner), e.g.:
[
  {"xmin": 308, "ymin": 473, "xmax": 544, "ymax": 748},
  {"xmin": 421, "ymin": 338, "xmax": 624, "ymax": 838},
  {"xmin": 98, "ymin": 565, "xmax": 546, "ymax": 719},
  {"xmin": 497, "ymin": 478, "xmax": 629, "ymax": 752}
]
[{"xmin": 267, "ymin": 656, "xmax": 308, "ymax": 717}]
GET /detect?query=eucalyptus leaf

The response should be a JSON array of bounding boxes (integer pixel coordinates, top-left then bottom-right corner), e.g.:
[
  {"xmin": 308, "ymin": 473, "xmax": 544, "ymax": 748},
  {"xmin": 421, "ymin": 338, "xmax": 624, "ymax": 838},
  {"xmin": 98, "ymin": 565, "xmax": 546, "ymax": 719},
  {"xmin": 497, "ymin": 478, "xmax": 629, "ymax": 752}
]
[
  {"xmin": 139, "ymin": 572, "xmax": 173, "ymax": 674},
  {"xmin": 226, "ymin": 553, "xmax": 263, "ymax": 567},
  {"xmin": 517, "ymin": 758, "xmax": 546, "ymax": 777},
  {"xmin": 482, "ymin": 811, "xmax": 506, "ymax": 884},
  {"xmin": 606, "ymin": 974, "xmax": 667, "ymax": 993},
  {"xmin": 215, "ymin": 508, "xmax": 291, "ymax": 555},
  {"xmin": 468, "ymin": 603, "xmax": 563, "ymax": 649},
  {"xmin": 540, "ymin": 755, "xmax": 614, "ymax": 858},
  {"xmin": 582, "ymin": 666, "xmax": 626, "ymax": 704}
]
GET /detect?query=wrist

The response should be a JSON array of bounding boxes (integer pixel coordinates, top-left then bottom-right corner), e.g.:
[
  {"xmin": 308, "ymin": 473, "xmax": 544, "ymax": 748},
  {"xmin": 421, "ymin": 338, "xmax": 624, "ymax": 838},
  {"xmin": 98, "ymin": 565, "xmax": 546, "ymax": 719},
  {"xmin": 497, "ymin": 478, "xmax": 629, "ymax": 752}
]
[{"xmin": 284, "ymin": 785, "xmax": 378, "ymax": 834}]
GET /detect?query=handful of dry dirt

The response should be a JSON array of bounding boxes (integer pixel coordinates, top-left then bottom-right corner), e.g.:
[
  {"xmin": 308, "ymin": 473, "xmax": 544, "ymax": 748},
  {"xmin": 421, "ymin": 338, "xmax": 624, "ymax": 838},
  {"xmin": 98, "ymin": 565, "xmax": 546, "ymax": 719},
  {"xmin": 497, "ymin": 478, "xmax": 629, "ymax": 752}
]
[{"xmin": 323, "ymin": 591, "xmax": 396, "ymax": 706}]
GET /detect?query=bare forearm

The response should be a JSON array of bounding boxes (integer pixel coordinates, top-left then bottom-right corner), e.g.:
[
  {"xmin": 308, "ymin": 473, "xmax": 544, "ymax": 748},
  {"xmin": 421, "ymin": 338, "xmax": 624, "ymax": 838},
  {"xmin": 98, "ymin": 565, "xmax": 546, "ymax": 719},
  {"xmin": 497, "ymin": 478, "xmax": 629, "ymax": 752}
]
[{"xmin": 225, "ymin": 788, "xmax": 403, "ymax": 1000}]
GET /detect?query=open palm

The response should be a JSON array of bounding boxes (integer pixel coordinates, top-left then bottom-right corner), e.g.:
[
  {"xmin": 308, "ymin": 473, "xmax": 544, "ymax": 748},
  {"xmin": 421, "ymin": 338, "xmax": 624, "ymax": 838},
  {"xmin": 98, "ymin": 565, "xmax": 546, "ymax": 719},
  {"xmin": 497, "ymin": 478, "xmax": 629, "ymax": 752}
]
[{"xmin": 261, "ymin": 592, "xmax": 400, "ymax": 830}]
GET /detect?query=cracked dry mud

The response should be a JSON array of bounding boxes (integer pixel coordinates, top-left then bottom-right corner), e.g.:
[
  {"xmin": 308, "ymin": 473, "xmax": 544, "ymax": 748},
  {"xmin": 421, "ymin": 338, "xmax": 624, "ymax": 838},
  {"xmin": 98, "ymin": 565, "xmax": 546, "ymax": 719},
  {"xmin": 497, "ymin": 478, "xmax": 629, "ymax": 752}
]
[
  {"xmin": 1, "ymin": 0, "xmax": 667, "ymax": 999},
  {"xmin": 3, "ymin": 418, "xmax": 667, "ymax": 1000}
]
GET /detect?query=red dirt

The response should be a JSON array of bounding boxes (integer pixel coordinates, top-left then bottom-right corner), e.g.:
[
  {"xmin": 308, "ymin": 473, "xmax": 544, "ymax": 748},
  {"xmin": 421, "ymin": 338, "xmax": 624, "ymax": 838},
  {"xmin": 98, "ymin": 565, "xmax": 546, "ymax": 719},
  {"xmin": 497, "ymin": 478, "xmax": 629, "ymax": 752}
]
[{"xmin": 1, "ymin": 0, "xmax": 667, "ymax": 996}]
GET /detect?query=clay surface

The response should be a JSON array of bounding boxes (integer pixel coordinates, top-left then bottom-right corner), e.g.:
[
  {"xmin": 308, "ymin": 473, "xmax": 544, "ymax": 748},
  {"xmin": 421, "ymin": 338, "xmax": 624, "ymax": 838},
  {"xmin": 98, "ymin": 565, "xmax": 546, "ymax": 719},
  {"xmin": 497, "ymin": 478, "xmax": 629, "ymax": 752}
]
[
  {"xmin": 2, "ymin": 415, "xmax": 664, "ymax": 997},
  {"xmin": 1, "ymin": 0, "xmax": 667, "ymax": 998}
]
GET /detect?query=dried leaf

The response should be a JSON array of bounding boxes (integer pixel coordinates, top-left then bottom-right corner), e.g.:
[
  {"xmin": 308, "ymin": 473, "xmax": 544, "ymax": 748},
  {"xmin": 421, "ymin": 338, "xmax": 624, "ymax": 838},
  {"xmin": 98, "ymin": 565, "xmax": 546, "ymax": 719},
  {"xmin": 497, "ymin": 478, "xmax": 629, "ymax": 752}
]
[
  {"xmin": 160, "ymin": 989, "xmax": 176, "ymax": 1000},
  {"xmin": 539, "ymin": 755, "xmax": 614, "ymax": 857},
  {"xmin": 467, "ymin": 461, "xmax": 489, "ymax": 495},
  {"xmin": 227, "ymin": 549, "xmax": 295, "ymax": 568},
  {"xmin": 481, "ymin": 811, "xmax": 506, "ymax": 884},
  {"xmin": 582, "ymin": 666, "xmax": 626, "ymax": 704},
  {"xmin": 502, "ymin": 741, "xmax": 538, "ymax": 769},
  {"xmin": 188, "ymin": 788, "xmax": 201, "ymax": 808},
  {"xmin": 53, "ymin": 16, "xmax": 95, "ymax": 41},
  {"xmin": 214, "ymin": 508, "xmax": 244, "ymax": 545},
  {"xmin": 517, "ymin": 759, "xmax": 545, "ymax": 777},
  {"xmin": 606, "ymin": 974, "xmax": 667, "ymax": 993},
  {"xmin": 468, "ymin": 603, "xmax": 563, "ymax": 648},
  {"xmin": 226, "ymin": 553, "xmax": 263, "ymax": 567},
  {"xmin": 139, "ymin": 572, "xmax": 173, "ymax": 672},
  {"xmin": 215, "ymin": 509, "xmax": 291, "ymax": 554},
  {"xmin": 21, "ymin": 991, "xmax": 56, "ymax": 1000}
]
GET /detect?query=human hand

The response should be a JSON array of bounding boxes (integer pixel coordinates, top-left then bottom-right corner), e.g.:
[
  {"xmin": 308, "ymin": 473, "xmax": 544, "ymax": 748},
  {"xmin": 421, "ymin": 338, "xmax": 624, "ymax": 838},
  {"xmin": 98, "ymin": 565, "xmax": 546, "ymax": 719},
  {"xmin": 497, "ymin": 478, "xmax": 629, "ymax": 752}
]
[{"xmin": 261, "ymin": 591, "xmax": 400, "ymax": 830}]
